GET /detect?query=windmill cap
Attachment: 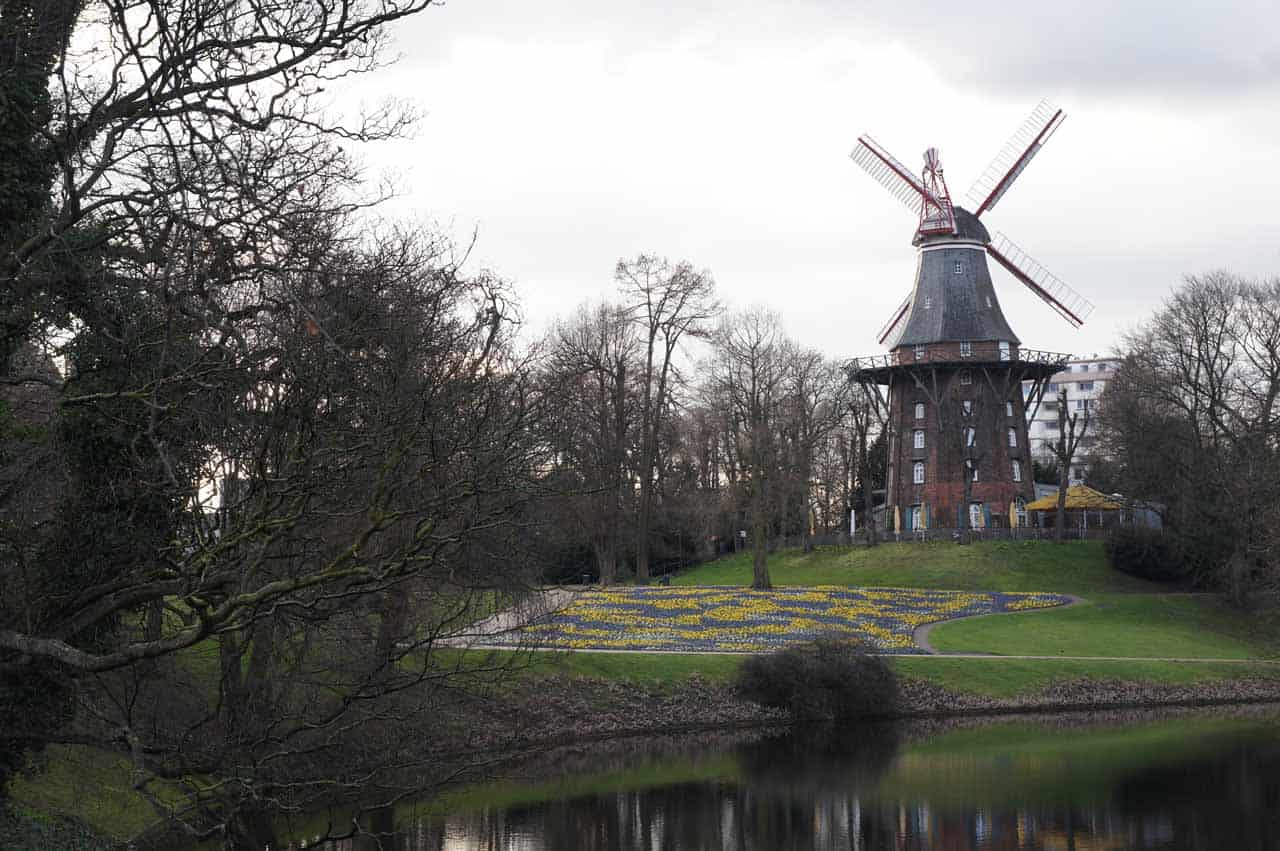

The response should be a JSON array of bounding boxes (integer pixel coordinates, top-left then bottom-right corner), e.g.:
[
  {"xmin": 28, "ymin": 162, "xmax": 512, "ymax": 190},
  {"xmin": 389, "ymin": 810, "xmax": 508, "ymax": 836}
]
[{"xmin": 913, "ymin": 206, "xmax": 990, "ymax": 246}]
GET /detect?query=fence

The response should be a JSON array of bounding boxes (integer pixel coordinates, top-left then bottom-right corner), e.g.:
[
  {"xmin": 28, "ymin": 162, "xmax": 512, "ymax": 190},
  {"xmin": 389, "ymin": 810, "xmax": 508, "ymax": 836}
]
[{"xmin": 756, "ymin": 525, "xmax": 1120, "ymax": 552}]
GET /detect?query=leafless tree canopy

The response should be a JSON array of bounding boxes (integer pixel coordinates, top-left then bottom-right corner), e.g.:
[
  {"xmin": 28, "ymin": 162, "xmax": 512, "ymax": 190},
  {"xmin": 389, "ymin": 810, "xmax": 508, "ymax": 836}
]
[
  {"xmin": 1098, "ymin": 272, "xmax": 1280, "ymax": 600},
  {"xmin": 0, "ymin": 2, "xmax": 562, "ymax": 846}
]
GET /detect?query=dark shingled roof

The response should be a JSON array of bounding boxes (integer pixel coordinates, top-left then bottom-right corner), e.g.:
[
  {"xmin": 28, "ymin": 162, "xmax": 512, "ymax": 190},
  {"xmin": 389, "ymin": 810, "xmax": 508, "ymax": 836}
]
[{"xmin": 894, "ymin": 207, "xmax": 1019, "ymax": 347}]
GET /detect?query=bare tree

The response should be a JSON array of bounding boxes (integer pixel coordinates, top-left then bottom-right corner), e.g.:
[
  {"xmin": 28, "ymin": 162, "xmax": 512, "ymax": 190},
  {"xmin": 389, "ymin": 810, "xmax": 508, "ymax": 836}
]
[
  {"xmin": 840, "ymin": 366, "xmax": 890, "ymax": 546},
  {"xmin": 617, "ymin": 255, "xmax": 719, "ymax": 583},
  {"xmin": 709, "ymin": 308, "xmax": 791, "ymax": 590},
  {"xmin": 544, "ymin": 302, "xmax": 637, "ymax": 585},
  {"xmin": 1099, "ymin": 272, "xmax": 1280, "ymax": 602},
  {"xmin": 0, "ymin": 2, "xmax": 567, "ymax": 844},
  {"xmin": 1047, "ymin": 387, "xmax": 1090, "ymax": 540},
  {"xmin": 2, "ymin": 217, "xmax": 546, "ymax": 845},
  {"xmin": 780, "ymin": 348, "xmax": 844, "ymax": 551}
]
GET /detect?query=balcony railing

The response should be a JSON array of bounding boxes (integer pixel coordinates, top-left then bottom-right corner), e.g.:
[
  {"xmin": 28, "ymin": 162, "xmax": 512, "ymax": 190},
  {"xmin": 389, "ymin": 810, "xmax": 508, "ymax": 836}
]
[{"xmin": 846, "ymin": 347, "xmax": 1072, "ymax": 374}]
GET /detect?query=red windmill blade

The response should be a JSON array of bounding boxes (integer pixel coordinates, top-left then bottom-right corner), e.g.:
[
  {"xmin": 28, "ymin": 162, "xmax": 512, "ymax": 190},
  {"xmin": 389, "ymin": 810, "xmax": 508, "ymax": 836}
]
[
  {"xmin": 849, "ymin": 136, "xmax": 956, "ymax": 235},
  {"xmin": 965, "ymin": 99, "xmax": 1066, "ymax": 217},
  {"xmin": 986, "ymin": 231, "xmax": 1094, "ymax": 327},
  {"xmin": 877, "ymin": 293, "xmax": 913, "ymax": 345}
]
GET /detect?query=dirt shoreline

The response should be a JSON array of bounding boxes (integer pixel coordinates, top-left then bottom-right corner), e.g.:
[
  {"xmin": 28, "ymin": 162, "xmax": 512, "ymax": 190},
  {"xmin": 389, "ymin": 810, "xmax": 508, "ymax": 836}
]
[{"xmin": 456, "ymin": 672, "xmax": 1280, "ymax": 756}]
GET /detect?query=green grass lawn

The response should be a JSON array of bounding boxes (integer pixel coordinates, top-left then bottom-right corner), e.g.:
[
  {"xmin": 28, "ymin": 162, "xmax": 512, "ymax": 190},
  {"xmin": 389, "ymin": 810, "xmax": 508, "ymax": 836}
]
[
  {"xmin": 7, "ymin": 745, "xmax": 158, "ymax": 842},
  {"xmin": 926, "ymin": 593, "xmax": 1280, "ymax": 660},
  {"xmin": 672, "ymin": 540, "xmax": 1158, "ymax": 594}
]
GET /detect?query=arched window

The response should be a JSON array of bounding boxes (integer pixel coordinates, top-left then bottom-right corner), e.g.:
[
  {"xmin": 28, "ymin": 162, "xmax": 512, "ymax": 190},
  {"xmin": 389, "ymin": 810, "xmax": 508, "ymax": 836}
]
[
  {"xmin": 914, "ymin": 402, "xmax": 924, "ymax": 419},
  {"xmin": 913, "ymin": 429, "xmax": 925, "ymax": 449},
  {"xmin": 913, "ymin": 462, "xmax": 925, "ymax": 484},
  {"xmin": 1012, "ymin": 459, "xmax": 1023, "ymax": 482},
  {"xmin": 1007, "ymin": 427, "xmax": 1018, "ymax": 448},
  {"xmin": 1006, "ymin": 400, "xmax": 1015, "ymax": 417}
]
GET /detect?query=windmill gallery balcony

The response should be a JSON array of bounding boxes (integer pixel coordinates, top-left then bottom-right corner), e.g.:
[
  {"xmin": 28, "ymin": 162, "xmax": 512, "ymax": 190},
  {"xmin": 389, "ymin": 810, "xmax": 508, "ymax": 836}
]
[{"xmin": 846, "ymin": 347, "xmax": 1071, "ymax": 384}]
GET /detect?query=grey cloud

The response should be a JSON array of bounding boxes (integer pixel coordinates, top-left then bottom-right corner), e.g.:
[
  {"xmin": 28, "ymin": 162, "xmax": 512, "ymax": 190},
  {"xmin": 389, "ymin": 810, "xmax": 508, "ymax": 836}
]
[{"xmin": 819, "ymin": 0, "xmax": 1280, "ymax": 96}]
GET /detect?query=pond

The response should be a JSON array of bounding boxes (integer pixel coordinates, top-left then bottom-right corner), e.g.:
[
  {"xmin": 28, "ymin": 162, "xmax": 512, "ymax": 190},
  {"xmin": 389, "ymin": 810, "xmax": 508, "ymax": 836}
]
[{"xmin": 302, "ymin": 707, "xmax": 1280, "ymax": 850}]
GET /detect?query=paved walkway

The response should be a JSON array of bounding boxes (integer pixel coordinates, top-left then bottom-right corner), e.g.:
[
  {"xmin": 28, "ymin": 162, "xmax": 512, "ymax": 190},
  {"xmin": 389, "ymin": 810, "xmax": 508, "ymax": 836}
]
[
  {"xmin": 911, "ymin": 594, "xmax": 1084, "ymax": 654},
  {"xmin": 439, "ymin": 588, "xmax": 577, "ymax": 646}
]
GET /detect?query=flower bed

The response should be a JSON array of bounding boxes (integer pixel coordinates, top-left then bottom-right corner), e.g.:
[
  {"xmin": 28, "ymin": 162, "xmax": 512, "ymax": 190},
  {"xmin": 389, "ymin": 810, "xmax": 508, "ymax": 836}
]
[{"xmin": 491, "ymin": 586, "xmax": 1070, "ymax": 654}]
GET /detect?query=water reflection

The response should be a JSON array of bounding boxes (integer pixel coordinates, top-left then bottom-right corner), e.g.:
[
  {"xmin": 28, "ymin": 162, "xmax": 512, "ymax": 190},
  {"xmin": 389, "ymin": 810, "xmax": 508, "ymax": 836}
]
[{"xmin": 313, "ymin": 711, "xmax": 1280, "ymax": 851}]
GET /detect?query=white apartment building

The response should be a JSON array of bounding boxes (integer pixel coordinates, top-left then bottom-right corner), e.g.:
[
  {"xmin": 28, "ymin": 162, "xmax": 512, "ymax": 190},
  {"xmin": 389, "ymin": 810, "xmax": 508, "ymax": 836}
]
[{"xmin": 1022, "ymin": 356, "xmax": 1114, "ymax": 485}]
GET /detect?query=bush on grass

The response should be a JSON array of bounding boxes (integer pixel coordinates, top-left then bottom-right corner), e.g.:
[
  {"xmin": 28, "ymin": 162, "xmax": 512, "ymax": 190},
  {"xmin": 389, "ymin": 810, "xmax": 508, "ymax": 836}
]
[
  {"xmin": 734, "ymin": 637, "xmax": 899, "ymax": 720},
  {"xmin": 1106, "ymin": 527, "xmax": 1189, "ymax": 583}
]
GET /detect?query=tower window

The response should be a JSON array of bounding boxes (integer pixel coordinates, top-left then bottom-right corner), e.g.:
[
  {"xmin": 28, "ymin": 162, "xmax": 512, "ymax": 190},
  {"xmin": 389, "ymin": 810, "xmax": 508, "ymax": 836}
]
[
  {"xmin": 913, "ymin": 429, "xmax": 925, "ymax": 449},
  {"xmin": 914, "ymin": 402, "xmax": 925, "ymax": 419},
  {"xmin": 959, "ymin": 341, "xmax": 972, "ymax": 357},
  {"xmin": 1006, "ymin": 401, "xmax": 1015, "ymax": 417},
  {"xmin": 914, "ymin": 346, "xmax": 926, "ymax": 361},
  {"xmin": 965, "ymin": 427, "xmax": 975, "ymax": 447},
  {"xmin": 954, "ymin": 261, "xmax": 963, "ymax": 274},
  {"xmin": 1008, "ymin": 427, "xmax": 1018, "ymax": 448},
  {"xmin": 971, "ymin": 464, "xmax": 979, "ymax": 482},
  {"xmin": 999, "ymin": 341, "xmax": 1011, "ymax": 361},
  {"xmin": 962, "ymin": 400, "xmax": 972, "ymax": 415},
  {"xmin": 913, "ymin": 462, "xmax": 925, "ymax": 484},
  {"xmin": 959, "ymin": 370, "xmax": 972, "ymax": 385},
  {"xmin": 1012, "ymin": 460, "xmax": 1023, "ymax": 482},
  {"xmin": 923, "ymin": 296, "xmax": 933, "ymax": 309}
]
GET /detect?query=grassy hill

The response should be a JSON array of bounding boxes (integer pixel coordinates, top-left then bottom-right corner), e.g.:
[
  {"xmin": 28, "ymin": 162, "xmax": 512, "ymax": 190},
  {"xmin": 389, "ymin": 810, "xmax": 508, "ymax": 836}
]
[
  {"xmin": 670, "ymin": 540, "xmax": 1278, "ymax": 664},
  {"xmin": 671, "ymin": 540, "xmax": 1156, "ymax": 594}
]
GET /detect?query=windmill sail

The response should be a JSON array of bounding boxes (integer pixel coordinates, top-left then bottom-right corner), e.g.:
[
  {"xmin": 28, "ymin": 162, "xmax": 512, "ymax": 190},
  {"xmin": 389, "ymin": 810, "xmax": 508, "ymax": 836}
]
[
  {"xmin": 987, "ymin": 232, "xmax": 1093, "ymax": 327},
  {"xmin": 877, "ymin": 294, "xmax": 912, "ymax": 345},
  {"xmin": 850, "ymin": 136, "xmax": 956, "ymax": 234},
  {"xmin": 965, "ymin": 100, "xmax": 1065, "ymax": 217}
]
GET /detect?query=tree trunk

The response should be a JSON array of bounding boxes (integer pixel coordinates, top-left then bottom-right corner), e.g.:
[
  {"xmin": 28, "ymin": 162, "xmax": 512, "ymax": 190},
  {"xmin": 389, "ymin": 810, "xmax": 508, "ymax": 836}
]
[
  {"xmin": 1056, "ymin": 464, "xmax": 1069, "ymax": 542},
  {"xmin": 635, "ymin": 478, "xmax": 652, "ymax": 585},
  {"xmin": 960, "ymin": 455, "xmax": 975, "ymax": 545},
  {"xmin": 375, "ymin": 584, "xmax": 411, "ymax": 670},
  {"xmin": 595, "ymin": 538, "xmax": 617, "ymax": 586},
  {"xmin": 859, "ymin": 422, "xmax": 877, "ymax": 547},
  {"xmin": 751, "ymin": 488, "xmax": 771, "ymax": 590}
]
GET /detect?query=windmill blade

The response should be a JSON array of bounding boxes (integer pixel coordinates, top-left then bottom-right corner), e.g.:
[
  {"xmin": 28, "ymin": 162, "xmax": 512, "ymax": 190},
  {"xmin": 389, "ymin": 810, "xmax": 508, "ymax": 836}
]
[
  {"xmin": 877, "ymin": 293, "xmax": 912, "ymax": 345},
  {"xmin": 987, "ymin": 232, "xmax": 1093, "ymax": 327},
  {"xmin": 850, "ymin": 135, "xmax": 946, "ymax": 217},
  {"xmin": 965, "ymin": 100, "xmax": 1066, "ymax": 217}
]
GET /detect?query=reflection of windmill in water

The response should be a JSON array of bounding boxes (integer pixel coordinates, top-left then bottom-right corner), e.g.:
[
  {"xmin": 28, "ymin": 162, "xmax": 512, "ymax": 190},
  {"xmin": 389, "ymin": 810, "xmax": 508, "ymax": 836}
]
[{"xmin": 849, "ymin": 101, "xmax": 1094, "ymax": 533}]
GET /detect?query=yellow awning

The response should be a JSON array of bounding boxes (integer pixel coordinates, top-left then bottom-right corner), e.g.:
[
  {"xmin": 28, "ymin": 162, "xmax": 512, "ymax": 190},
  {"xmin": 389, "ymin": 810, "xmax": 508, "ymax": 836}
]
[{"xmin": 1025, "ymin": 484, "xmax": 1123, "ymax": 512}]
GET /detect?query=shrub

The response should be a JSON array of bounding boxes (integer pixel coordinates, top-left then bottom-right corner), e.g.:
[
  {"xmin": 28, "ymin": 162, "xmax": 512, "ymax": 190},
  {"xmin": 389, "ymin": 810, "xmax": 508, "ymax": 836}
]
[
  {"xmin": 1106, "ymin": 527, "xmax": 1188, "ymax": 583},
  {"xmin": 734, "ymin": 637, "xmax": 899, "ymax": 720}
]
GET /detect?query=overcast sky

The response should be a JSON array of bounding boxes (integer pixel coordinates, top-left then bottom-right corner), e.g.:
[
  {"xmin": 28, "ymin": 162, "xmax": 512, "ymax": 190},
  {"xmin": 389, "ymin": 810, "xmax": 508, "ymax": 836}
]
[{"xmin": 341, "ymin": 0, "xmax": 1279, "ymax": 360}]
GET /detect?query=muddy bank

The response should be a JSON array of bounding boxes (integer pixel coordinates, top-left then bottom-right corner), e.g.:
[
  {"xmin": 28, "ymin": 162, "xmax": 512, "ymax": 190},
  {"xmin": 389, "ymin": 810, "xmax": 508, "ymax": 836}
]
[{"xmin": 462, "ymin": 672, "xmax": 1280, "ymax": 752}]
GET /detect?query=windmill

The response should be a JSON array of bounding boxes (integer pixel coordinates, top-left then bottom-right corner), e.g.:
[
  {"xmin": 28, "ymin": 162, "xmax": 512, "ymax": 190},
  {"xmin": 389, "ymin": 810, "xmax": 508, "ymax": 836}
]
[
  {"xmin": 850, "ymin": 100, "xmax": 1093, "ymax": 346},
  {"xmin": 846, "ymin": 100, "xmax": 1091, "ymax": 534}
]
